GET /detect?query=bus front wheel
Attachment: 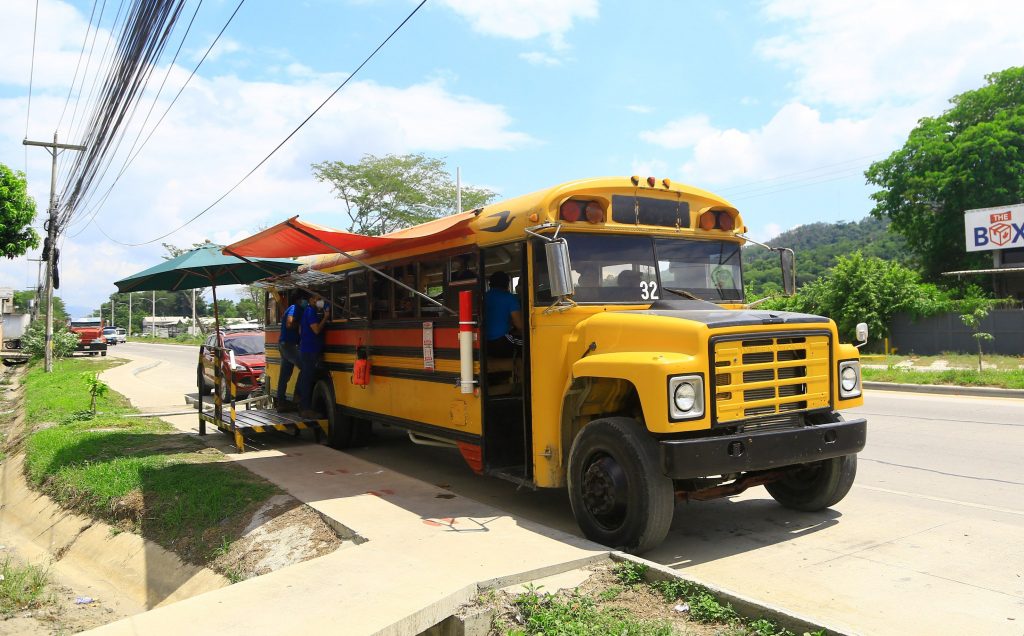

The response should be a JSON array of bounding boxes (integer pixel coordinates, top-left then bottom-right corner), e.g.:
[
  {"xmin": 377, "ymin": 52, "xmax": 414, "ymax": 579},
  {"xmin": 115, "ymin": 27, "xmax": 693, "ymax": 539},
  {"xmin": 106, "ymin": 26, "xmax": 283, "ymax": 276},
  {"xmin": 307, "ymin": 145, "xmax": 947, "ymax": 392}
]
[
  {"xmin": 567, "ymin": 417, "xmax": 674, "ymax": 554},
  {"xmin": 765, "ymin": 454, "xmax": 857, "ymax": 512}
]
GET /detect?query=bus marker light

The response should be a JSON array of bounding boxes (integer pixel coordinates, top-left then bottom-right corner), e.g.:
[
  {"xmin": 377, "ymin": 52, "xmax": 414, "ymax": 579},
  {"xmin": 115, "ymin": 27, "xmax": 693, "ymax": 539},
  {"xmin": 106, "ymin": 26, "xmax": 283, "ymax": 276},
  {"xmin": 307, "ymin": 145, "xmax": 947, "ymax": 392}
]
[
  {"xmin": 719, "ymin": 213, "xmax": 735, "ymax": 231},
  {"xmin": 529, "ymin": 213, "xmax": 539, "ymax": 222},
  {"xmin": 559, "ymin": 200, "xmax": 582, "ymax": 222},
  {"xmin": 585, "ymin": 202, "xmax": 604, "ymax": 224},
  {"xmin": 646, "ymin": 176, "xmax": 656, "ymax": 187},
  {"xmin": 630, "ymin": 175, "xmax": 640, "ymax": 185},
  {"xmin": 699, "ymin": 211, "xmax": 718, "ymax": 230},
  {"xmin": 662, "ymin": 178, "xmax": 671, "ymax": 188}
]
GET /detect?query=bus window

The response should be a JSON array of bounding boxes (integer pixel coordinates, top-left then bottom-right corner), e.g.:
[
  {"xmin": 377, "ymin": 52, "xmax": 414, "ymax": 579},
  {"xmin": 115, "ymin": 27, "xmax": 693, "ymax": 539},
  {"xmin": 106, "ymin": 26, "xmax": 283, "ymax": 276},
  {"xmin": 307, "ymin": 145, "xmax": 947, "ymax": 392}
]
[
  {"xmin": 371, "ymin": 269, "xmax": 391, "ymax": 320},
  {"xmin": 392, "ymin": 263, "xmax": 418, "ymax": 319},
  {"xmin": 445, "ymin": 252, "xmax": 478, "ymax": 311},
  {"xmin": 348, "ymin": 271, "xmax": 368, "ymax": 320},
  {"xmin": 330, "ymin": 280, "xmax": 347, "ymax": 320},
  {"xmin": 419, "ymin": 260, "xmax": 446, "ymax": 318}
]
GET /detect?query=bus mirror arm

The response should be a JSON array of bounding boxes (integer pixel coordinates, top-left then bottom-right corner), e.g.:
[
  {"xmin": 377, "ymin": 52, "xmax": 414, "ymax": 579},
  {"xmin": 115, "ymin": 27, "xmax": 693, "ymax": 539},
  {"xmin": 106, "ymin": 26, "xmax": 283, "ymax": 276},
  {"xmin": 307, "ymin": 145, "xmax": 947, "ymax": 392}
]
[
  {"xmin": 737, "ymin": 235, "xmax": 797, "ymax": 298},
  {"xmin": 525, "ymin": 224, "xmax": 578, "ymax": 314}
]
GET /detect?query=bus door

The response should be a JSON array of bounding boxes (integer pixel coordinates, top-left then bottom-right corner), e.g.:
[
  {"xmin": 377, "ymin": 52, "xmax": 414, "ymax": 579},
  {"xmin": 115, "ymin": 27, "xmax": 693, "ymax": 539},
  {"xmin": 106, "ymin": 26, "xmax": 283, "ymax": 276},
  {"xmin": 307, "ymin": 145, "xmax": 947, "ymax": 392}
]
[{"xmin": 480, "ymin": 243, "xmax": 533, "ymax": 483}]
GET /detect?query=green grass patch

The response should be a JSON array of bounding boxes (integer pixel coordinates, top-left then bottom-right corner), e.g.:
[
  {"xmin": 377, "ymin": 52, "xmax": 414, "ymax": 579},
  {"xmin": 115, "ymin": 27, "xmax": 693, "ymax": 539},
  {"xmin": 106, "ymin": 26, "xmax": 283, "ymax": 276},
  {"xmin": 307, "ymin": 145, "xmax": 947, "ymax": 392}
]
[
  {"xmin": 509, "ymin": 586, "xmax": 672, "ymax": 636},
  {"xmin": 22, "ymin": 358, "xmax": 278, "ymax": 565},
  {"xmin": 0, "ymin": 557, "xmax": 52, "ymax": 616},
  {"xmin": 863, "ymin": 367, "xmax": 1024, "ymax": 389},
  {"xmin": 861, "ymin": 352, "xmax": 1024, "ymax": 371}
]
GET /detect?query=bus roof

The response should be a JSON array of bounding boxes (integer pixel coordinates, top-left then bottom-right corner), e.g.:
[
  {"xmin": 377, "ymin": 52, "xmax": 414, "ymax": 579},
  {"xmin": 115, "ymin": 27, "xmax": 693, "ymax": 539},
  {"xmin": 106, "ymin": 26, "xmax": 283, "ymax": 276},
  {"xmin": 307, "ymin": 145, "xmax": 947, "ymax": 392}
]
[{"xmin": 225, "ymin": 176, "xmax": 742, "ymax": 278}]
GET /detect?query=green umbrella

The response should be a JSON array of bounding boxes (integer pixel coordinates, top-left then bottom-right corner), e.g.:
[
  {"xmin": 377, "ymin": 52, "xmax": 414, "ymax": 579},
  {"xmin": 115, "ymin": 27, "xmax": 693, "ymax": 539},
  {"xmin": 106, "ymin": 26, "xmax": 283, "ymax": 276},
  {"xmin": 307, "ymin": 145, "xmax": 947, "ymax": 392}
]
[
  {"xmin": 114, "ymin": 243, "xmax": 298, "ymax": 335},
  {"xmin": 114, "ymin": 245, "xmax": 299, "ymax": 434}
]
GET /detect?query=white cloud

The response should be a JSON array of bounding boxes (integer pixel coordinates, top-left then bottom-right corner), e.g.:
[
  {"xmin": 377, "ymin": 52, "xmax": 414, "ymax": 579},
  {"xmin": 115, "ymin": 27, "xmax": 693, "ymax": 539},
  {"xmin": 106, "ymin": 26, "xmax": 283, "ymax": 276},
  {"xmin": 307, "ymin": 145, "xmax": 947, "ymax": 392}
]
[
  {"xmin": 0, "ymin": 1, "xmax": 533, "ymax": 311},
  {"xmin": 629, "ymin": 158, "xmax": 669, "ymax": 179},
  {"xmin": 439, "ymin": 0, "xmax": 597, "ymax": 49},
  {"xmin": 640, "ymin": 115, "xmax": 718, "ymax": 150},
  {"xmin": 641, "ymin": 102, "xmax": 915, "ymax": 187},
  {"xmin": 757, "ymin": 0, "xmax": 1024, "ymax": 112},
  {"xmin": 625, "ymin": 104, "xmax": 652, "ymax": 114},
  {"xmin": 201, "ymin": 36, "xmax": 244, "ymax": 62},
  {"xmin": 519, "ymin": 51, "xmax": 562, "ymax": 67}
]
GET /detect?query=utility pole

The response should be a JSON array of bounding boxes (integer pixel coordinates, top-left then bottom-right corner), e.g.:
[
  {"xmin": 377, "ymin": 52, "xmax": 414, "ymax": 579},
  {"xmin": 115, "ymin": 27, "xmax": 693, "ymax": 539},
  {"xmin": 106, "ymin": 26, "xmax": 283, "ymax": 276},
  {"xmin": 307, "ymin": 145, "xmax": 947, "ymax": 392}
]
[
  {"xmin": 24, "ymin": 133, "xmax": 86, "ymax": 372},
  {"xmin": 128, "ymin": 292, "xmax": 132, "ymax": 341},
  {"xmin": 152, "ymin": 291, "xmax": 156, "ymax": 338}
]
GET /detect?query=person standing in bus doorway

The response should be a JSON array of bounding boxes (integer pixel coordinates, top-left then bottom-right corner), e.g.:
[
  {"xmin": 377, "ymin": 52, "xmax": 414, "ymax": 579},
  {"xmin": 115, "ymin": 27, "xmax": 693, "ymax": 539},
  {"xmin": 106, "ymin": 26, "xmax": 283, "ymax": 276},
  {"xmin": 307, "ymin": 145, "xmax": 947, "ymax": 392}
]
[
  {"xmin": 297, "ymin": 292, "xmax": 330, "ymax": 418},
  {"xmin": 275, "ymin": 291, "xmax": 303, "ymax": 412},
  {"xmin": 484, "ymin": 271, "xmax": 523, "ymax": 357}
]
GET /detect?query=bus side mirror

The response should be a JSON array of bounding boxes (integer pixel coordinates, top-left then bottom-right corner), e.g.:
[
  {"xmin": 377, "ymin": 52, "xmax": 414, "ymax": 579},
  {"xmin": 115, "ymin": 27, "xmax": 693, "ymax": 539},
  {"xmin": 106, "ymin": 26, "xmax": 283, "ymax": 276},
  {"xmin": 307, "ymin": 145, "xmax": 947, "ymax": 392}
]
[
  {"xmin": 545, "ymin": 239, "xmax": 575, "ymax": 297},
  {"xmin": 855, "ymin": 322, "xmax": 869, "ymax": 346},
  {"xmin": 779, "ymin": 248, "xmax": 796, "ymax": 296}
]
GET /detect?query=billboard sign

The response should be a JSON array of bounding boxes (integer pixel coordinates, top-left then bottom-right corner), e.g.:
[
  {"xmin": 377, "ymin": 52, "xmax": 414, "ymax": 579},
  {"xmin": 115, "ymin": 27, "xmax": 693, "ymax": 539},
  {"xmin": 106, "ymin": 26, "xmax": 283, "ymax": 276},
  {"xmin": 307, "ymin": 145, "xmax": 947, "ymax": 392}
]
[{"xmin": 964, "ymin": 204, "xmax": 1024, "ymax": 252}]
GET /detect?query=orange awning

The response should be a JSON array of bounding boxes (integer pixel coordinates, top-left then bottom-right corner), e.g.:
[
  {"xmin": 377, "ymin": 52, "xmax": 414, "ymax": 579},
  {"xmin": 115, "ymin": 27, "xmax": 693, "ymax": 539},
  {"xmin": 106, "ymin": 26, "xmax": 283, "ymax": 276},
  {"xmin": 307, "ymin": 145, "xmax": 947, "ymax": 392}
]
[{"xmin": 223, "ymin": 213, "xmax": 477, "ymax": 261}]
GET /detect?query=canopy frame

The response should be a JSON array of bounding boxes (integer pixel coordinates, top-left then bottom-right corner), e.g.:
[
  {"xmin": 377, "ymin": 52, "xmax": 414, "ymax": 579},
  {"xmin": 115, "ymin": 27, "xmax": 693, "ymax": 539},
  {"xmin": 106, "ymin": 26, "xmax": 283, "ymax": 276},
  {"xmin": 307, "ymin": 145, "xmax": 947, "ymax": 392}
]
[{"xmin": 225, "ymin": 218, "xmax": 457, "ymax": 317}]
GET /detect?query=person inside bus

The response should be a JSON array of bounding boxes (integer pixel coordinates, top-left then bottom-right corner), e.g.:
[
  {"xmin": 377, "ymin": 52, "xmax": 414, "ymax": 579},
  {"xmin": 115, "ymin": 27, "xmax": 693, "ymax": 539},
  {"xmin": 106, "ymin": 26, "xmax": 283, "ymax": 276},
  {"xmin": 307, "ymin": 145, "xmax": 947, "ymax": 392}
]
[
  {"xmin": 276, "ymin": 291, "xmax": 303, "ymax": 412},
  {"xmin": 297, "ymin": 292, "xmax": 330, "ymax": 418},
  {"xmin": 450, "ymin": 254, "xmax": 476, "ymax": 283},
  {"xmin": 484, "ymin": 271, "xmax": 523, "ymax": 358}
]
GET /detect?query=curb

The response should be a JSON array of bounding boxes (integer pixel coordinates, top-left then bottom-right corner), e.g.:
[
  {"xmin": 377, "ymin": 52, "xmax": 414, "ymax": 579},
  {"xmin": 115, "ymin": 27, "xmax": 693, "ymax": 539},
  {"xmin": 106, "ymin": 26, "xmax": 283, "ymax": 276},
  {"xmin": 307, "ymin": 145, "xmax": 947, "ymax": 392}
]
[{"xmin": 865, "ymin": 381, "xmax": 1024, "ymax": 399}]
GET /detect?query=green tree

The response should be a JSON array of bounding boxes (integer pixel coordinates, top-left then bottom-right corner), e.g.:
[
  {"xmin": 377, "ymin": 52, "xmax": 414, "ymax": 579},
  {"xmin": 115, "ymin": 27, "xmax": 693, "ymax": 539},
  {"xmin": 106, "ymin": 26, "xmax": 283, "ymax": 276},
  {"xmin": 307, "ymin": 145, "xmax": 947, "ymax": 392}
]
[
  {"xmin": 0, "ymin": 163, "xmax": 40, "ymax": 258},
  {"xmin": 763, "ymin": 252, "xmax": 945, "ymax": 343},
  {"xmin": 959, "ymin": 307, "xmax": 994, "ymax": 372},
  {"xmin": 12, "ymin": 290, "xmax": 67, "ymax": 321},
  {"xmin": 865, "ymin": 66, "xmax": 1024, "ymax": 280},
  {"xmin": 21, "ymin": 321, "xmax": 79, "ymax": 359},
  {"xmin": 312, "ymin": 154, "xmax": 497, "ymax": 235}
]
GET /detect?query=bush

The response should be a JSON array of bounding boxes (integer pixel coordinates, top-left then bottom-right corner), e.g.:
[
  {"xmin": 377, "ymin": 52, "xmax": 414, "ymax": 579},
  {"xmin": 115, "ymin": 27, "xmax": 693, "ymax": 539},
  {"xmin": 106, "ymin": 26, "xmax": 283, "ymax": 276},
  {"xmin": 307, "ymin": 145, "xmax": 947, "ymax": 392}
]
[
  {"xmin": 20, "ymin": 321, "xmax": 80, "ymax": 359},
  {"xmin": 761, "ymin": 252, "xmax": 1011, "ymax": 343}
]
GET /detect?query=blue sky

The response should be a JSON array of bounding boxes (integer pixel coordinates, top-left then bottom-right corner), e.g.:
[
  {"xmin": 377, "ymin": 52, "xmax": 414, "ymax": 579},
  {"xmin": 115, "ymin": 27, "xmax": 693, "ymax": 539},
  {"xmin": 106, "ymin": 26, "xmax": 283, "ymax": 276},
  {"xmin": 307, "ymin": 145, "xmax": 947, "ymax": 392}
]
[{"xmin": 1, "ymin": 0, "xmax": 1022, "ymax": 315}]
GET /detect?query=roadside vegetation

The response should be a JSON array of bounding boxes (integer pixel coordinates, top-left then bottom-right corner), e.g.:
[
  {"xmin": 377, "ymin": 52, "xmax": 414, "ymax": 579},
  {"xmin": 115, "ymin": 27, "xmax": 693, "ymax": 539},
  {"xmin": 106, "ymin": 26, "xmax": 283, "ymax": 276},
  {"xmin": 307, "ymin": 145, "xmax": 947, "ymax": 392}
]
[
  {"xmin": 863, "ymin": 368, "xmax": 1024, "ymax": 389},
  {"xmin": 20, "ymin": 358, "xmax": 278, "ymax": 566},
  {"xmin": 483, "ymin": 561, "xmax": 823, "ymax": 636},
  {"xmin": 0, "ymin": 557, "xmax": 52, "ymax": 617}
]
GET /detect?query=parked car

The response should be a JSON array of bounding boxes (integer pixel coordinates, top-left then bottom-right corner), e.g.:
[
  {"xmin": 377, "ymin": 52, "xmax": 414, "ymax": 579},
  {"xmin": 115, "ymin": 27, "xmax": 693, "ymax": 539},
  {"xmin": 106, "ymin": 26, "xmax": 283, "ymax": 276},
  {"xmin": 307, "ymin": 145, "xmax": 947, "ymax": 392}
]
[
  {"xmin": 197, "ymin": 330, "xmax": 265, "ymax": 399},
  {"xmin": 103, "ymin": 327, "xmax": 127, "ymax": 345}
]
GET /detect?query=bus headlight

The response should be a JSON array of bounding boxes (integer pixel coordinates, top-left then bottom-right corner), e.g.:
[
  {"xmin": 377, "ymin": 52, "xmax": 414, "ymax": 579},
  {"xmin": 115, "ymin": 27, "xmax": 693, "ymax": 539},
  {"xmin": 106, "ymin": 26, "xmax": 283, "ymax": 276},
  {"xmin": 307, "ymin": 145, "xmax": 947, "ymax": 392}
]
[
  {"xmin": 838, "ymin": 360, "xmax": 861, "ymax": 398},
  {"xmin": 668, "ymin": 375, "xmax": 704, "ymax": 420}
]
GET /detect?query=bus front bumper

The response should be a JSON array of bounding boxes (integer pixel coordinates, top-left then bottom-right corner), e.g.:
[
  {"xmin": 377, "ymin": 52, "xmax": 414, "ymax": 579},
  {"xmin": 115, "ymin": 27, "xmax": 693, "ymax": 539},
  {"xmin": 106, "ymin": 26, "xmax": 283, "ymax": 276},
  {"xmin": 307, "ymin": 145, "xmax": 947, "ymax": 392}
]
[{"xmin": 660, "ymin": 418, "xmax": 867, "ymax": 480}]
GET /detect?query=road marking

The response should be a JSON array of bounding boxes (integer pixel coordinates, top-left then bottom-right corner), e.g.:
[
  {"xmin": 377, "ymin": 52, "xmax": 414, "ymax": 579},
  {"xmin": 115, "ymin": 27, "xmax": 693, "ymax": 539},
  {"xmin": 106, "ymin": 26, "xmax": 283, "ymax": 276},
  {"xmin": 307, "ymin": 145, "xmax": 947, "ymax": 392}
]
[{"xmin": 855, "ymin": 484, "xmax": 1024, "ymax": 516}]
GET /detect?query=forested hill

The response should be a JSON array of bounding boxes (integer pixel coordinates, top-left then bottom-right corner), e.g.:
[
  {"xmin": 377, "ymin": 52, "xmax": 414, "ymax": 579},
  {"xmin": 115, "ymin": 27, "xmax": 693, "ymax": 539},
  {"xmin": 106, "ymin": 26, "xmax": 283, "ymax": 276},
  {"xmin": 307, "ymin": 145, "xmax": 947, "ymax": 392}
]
[{"xmin": 744, "ymin": 216, "xmax": 908, "ymax": 296}]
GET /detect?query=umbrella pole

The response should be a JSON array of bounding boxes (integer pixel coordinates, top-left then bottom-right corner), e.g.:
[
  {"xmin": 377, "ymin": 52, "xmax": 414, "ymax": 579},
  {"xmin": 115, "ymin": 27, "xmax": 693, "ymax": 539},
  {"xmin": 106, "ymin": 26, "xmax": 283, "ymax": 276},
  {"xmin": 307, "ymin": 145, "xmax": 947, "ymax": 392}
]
[{"xmin": 210, "ymin": 284, "xmax": 221, "ymax": 437}]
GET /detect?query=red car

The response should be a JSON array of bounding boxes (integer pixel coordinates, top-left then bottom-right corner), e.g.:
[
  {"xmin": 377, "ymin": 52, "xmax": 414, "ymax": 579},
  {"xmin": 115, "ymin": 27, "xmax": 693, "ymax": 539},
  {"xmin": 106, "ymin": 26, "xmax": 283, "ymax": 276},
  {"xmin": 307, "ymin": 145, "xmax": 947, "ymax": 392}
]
[{"xmin": 197, "ymin": 331, "xmax": 266, "ymax": 399}]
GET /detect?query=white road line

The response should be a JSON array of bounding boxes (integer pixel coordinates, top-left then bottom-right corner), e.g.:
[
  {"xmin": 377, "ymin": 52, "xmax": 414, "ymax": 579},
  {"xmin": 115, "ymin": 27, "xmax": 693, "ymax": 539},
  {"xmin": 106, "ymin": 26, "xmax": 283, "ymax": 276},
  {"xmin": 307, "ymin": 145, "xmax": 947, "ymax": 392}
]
[{"xmin": 855, "ymin": 484, "xmax": 1024, "ymax": 516}]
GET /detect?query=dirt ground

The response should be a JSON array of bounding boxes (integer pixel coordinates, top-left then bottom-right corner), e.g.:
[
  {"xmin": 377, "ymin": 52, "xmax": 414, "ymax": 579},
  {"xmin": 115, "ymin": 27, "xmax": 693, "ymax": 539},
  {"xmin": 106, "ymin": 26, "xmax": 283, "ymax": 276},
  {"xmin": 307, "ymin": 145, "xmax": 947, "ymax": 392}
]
[{"xmin": 0, "ymin": 542, "xmax": 134, "ymax": 636}]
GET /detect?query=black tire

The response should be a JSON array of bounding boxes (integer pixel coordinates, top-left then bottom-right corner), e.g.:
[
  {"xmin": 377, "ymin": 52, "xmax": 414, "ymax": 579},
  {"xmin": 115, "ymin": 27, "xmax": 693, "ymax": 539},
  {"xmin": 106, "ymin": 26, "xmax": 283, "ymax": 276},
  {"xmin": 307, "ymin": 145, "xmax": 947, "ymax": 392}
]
[
  {"xmin": 101, "ymin": 351, "xmax": 107, "ymax": 357},
  {"xmin": 197, "ymin": 366, "xmax": 212, "ymax": 395},
  {"xmin": 567, "ymin": 417, "xmax": 675, "ymax": 554},
  {"xmin": 765, "ymin": 453, "xmax": 857, "ymax": 511},
  {"xmin": 314, "ymin": 380, "xmax": 370, "ymax": 449}
]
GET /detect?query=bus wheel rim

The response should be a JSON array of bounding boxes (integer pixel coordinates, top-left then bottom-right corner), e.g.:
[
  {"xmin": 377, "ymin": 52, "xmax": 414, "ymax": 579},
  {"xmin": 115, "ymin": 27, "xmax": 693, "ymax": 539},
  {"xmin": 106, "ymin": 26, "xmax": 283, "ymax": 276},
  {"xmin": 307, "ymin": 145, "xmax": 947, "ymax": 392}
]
[{"xmin": 581, "ymin": 453, "xmax": 628, "ymax": 530}]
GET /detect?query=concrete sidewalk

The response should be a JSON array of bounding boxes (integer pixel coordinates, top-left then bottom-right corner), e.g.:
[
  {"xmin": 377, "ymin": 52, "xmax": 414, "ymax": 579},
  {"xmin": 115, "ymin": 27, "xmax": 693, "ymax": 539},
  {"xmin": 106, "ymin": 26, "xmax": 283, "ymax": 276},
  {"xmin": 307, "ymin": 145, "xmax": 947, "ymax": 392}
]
[{"xmin": 92, "ymin": 354, "xmax": 610, "ymax": 635}]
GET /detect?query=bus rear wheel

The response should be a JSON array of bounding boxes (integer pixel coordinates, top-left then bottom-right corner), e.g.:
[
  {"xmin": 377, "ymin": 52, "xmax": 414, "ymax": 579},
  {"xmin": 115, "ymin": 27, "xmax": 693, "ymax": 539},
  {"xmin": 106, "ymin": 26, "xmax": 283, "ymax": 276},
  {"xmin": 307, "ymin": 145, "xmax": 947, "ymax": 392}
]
[
  {"xmin": 567, "ymin": 417, "xmax": 674, "ymax": 554},
  {"xmin": 765, "ymin": 454, "xmax": 857, "ymax": 512},
  {"xmin": 314, "ymin": 380, "xmax": 370, "ymax": 449}
]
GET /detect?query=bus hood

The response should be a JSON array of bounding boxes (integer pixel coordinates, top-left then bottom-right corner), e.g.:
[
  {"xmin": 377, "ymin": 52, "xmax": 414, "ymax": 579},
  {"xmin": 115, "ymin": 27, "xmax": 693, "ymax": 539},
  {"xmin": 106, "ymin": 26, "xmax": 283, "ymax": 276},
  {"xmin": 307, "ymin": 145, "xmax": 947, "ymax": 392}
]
[{"xmin": 631, "ymin": 298, "xmax": 829, "ymax": 329}]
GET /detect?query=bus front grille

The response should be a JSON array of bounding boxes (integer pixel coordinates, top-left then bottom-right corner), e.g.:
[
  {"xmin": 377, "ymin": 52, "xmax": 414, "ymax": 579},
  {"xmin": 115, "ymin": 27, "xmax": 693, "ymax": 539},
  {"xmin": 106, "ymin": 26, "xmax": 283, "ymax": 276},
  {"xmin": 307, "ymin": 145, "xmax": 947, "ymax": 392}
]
[{"xmin": 712, "ymin": 334, "xmax": 831, "ymax": 424}]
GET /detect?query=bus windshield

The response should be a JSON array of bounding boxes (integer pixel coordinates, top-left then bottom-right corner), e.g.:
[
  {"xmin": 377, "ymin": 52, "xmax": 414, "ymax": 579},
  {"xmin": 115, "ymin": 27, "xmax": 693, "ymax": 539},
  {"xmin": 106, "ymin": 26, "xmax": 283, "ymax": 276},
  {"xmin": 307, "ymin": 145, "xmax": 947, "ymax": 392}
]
[{"xmin": 534, "ymin": 234, "xmax": 743, "ymax": 304}]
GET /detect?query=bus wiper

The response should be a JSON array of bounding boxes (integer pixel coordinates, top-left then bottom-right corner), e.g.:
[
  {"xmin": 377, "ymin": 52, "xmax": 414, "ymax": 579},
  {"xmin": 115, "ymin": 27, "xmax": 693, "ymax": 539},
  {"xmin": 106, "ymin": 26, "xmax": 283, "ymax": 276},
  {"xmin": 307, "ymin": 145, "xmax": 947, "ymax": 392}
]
[{"xmin": 662, "ymin": 287, "xmax": 701, "ymax": 301}]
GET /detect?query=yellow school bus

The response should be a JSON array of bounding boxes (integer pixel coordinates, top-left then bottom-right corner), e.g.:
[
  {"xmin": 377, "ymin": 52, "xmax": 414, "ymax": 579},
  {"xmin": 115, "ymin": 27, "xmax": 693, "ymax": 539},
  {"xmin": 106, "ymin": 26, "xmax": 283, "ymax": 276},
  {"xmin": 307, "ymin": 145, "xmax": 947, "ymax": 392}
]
[{"xmin": 228, "ymin": 176, "xmax": 868, "ymax": 553}]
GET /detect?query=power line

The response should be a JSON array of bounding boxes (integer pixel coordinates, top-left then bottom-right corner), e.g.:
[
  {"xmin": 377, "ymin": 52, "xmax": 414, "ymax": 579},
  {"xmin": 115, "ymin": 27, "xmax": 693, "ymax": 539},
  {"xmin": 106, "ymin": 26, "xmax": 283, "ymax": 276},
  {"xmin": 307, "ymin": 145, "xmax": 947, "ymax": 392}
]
[
  {"xmin": 68, "ymin": 0, "xmax": 227, "ymax": 234},
  {"xmin": 66, "ymin": 0, "xmax": 207, "ymax": 231},
  {"xmin": 24, "ymin": 0, "xmax": 40, "ymax": 140},
  {"xmin": 96, "ymin": 0, "xmax": 429, "ymax": 247},
  {"xmin": 56, "ymin": 0, "xmax": 100, "ymax": 133},
  {"xmin": 715, "ymin": 152, "xmax": 887, "ymax": 196}
]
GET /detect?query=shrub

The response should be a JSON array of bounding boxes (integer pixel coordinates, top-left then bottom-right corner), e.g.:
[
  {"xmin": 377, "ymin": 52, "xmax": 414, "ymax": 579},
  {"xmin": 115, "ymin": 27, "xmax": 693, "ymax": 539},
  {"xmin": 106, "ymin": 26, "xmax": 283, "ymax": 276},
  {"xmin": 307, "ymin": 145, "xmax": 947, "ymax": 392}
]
[{"xmin": 20, "ymin": 321, "xmax": 80, "ymax": 359}]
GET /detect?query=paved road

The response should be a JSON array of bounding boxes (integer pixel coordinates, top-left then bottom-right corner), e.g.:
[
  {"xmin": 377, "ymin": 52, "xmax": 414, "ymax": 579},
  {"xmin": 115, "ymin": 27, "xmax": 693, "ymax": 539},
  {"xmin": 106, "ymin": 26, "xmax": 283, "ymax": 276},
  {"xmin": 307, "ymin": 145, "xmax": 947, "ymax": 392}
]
[{"xmin": 115, "ymin": 343, "xmax": 1024, "ymax": 634}]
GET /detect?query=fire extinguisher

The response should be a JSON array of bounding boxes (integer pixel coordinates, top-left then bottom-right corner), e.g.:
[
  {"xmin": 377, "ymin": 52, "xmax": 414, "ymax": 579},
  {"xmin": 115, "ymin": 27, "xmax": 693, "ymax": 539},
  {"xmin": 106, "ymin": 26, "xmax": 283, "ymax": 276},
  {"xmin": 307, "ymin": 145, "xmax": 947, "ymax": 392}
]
[{"xmin": 352, "ymin": 346, "xmax": 370, "ymax": 386}]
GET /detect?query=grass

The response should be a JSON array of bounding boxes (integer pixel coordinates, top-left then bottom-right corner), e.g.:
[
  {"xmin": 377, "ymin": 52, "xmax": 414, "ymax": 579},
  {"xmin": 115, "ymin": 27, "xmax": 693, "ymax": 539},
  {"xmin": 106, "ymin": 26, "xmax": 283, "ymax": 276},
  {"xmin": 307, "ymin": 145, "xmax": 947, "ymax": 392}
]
[
  {"xmin": 509, "ymin": 585, "xmax": 673, "ymax": 636},
  {"xmin": 861, "ymin": 352, "xmax": 1023, "ymax": 371},
  {"xmin": 21, "ymin": 358, "xmax": 278, "ymax": 565},
  {"xmin": 862, "ymin": 367, "xmax": 1024, "ymax": 389},
  {"xmin": 0, "ymin": 557, "xmax": 52, "ymax": 616}
]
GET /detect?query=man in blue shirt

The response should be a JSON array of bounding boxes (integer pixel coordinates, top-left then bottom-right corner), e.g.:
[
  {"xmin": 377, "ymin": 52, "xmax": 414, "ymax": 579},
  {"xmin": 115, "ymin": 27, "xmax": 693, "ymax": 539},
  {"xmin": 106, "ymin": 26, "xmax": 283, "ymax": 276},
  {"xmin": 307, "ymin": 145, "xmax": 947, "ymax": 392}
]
[
  {"xmin": 297, "ymin": 292, "xmax": 330, "ymax": 418},
  {"xmin": 484, "ymin": 271, "xmax": 523, "ymax": 358},
  {"xmin": 275, "ymin": 292, "xmax": 303, "ymax": 411}
]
